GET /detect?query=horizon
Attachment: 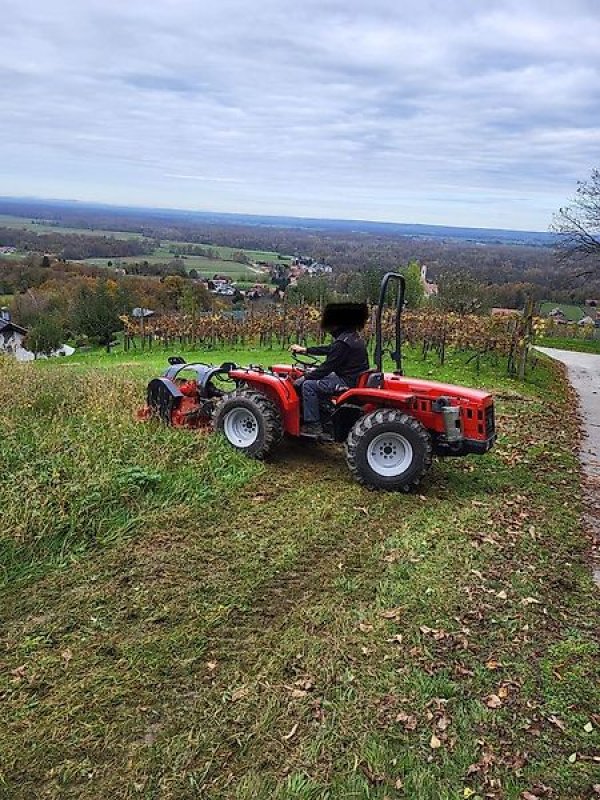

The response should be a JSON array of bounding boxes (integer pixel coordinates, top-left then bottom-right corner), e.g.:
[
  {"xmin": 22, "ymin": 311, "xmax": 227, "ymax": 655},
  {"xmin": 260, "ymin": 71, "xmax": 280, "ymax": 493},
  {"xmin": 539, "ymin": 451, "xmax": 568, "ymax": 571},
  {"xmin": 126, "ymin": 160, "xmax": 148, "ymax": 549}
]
[{"xmin": 0, "ymin": 194, "xmax": 554, "ymax": 236}]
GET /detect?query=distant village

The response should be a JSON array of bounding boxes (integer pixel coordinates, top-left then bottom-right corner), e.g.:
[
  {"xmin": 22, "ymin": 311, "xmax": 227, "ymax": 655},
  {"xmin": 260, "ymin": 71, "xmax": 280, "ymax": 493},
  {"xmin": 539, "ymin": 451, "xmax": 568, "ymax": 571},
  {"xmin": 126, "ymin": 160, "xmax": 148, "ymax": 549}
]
[{"xmin": 1, "ymin": 249, "xmax": 598, "ymax": 362}]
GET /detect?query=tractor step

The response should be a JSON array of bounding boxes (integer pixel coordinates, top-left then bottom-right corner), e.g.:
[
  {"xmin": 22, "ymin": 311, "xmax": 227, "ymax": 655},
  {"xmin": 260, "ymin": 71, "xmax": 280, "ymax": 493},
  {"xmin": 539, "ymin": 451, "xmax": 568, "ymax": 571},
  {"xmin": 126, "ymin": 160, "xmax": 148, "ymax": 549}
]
[{"xmin": 299, "ymin": 431, "xmax": 335, "ymax": 443}]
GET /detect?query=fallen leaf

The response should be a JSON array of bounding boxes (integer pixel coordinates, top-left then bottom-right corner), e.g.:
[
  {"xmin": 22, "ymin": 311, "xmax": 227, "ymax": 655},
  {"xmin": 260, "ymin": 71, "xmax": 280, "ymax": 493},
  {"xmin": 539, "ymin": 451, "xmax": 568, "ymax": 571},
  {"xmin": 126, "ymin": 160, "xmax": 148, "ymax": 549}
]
[
  {"xmin": 10, "ymin": 665, "xmax": 26, "ymax": 682},
  {"xmin": 359, "ymin": 622, "xmax": 374, "ymax": 632},
  {"xmin": 485, "ymin": 659, "xmax": 501, "ymax": 670},
  {"xmin": 430, "ymin": 733, "xmax": 442, "ymax": 749},
  {"xmin": 294, "ymin": 678, "xmax": 314, "ymax": 691},
  {"xmin": 283, "ymin": 722, "xmax": 299, "ymax": 741},
  {"xmin": 231, "ymin": 686, "xmax": 249, "ymax": 702},
  {"xmin": 395, "ymin": 711, "xmax": 418, "ymax": 730},
  {"xmin": 485, "ymin": 694, "xmax": 503, "ymax": 709},
  {"xmin": 568, "ymin": 752, "xmax": 577, "ymax": 763},
  {"xmin": 463, "ymin": 789, "xmax": 475, "ymax": 798},
  {"xmin": 206, "ymin": 661, "xmax": 218, "ymax": 671},
  {"xmin": 360, "ymin": 763, "xmax": 384, "ymax": 784},
  {"xmin": 394, "ymin": 778, "xmax": 404, "ymax": 790},
  {"xmin": 592, "ymin": 784, "xmax": 600, "ymax": 795},
  {"xmin": 437, "ymin": 715, "xmax": 451, "ymax": 731},
  {"xmin": 380, "ymin": 607, "xmax": 404, "ymax": 620},
  {"xmin": 521, "ymin": 792, "xmax": 540, "ymax": 800},
  {"xmin": 584, "ymin": 721, "xmax": 593, "ymax": 733},
  {"xmin": 521, "ymin": 596, "xmax": 541, "ymax": 606},
  {"xmin": 496, "ymin": 590, "xmax": 508, "ymax": 600},
  {"xmin": 61, "ymin": 648, "xmax": 72, "ymax": 665},
  {"xmin": 498, "ymin": 685, "xmax": 509, "ymax": 699},
  {"xmin": 290, "ymin": 688, "xmax": 307, "ymax": 699}
]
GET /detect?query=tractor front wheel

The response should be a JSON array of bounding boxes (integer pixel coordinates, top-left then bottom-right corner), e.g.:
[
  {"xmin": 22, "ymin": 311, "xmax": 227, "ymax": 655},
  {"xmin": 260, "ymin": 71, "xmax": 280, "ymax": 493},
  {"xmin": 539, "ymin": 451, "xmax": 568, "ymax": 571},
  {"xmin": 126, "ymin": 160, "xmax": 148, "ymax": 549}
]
[
  {"xmin": 213, "ymin": 389, "xmax": 283, "ymax": 459},
  {"xmin": 345, "ymin": 409, "xmax": 432, "ymax": 491}
]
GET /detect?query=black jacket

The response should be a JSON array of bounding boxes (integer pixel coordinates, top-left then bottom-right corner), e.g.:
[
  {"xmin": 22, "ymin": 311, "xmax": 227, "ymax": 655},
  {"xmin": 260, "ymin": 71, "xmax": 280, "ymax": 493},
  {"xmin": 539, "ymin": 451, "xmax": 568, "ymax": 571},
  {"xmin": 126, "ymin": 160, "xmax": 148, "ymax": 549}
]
[{"xmin": 306, "ymin": 329, "xmax": 369, "ymax": 386}]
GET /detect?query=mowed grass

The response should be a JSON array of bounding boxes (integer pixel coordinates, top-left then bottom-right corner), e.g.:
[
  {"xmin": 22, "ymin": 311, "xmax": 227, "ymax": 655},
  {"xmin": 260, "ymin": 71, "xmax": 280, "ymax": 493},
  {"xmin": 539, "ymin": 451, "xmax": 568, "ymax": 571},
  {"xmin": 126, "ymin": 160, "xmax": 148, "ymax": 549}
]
[{"xmin": 0, "ymin": 351, "xmax": 598, "ymax": 799}]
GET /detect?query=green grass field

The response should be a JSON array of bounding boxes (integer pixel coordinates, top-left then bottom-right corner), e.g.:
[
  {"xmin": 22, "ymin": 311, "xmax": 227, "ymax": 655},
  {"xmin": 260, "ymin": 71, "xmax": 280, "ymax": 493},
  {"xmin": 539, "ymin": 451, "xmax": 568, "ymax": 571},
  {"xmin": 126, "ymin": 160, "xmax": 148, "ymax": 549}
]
[
  {"xmin": 537, "ymin": 335, "xmax": 600, "ymax": 354},
  {"xmin": 0, "ymin": 214, "xmax": 144, "ymax": 240},
  {"xmin": 539, "ymin": 302, "xmax": 587, "ymax": 322},
  {"xmin": 160, "ymin": 241, "xmax": 293, "ymax": 264},
  {"xmin": 0, "ymin": 215, "xmax": 292, "ymax": 278},
  {"xmin": 1, "ymin": 348, "xmax": 598, "ymax": 799},
  {"xmin": 82, "ymin": 252, "xmax": 265, "ymax": 281}
]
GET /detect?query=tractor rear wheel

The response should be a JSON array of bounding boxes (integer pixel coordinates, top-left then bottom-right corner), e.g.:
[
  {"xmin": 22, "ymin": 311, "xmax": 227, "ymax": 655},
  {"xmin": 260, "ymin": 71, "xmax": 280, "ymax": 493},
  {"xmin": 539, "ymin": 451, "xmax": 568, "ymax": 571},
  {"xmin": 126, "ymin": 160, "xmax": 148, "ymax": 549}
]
[
  {"xmin": 345, "ymin": 409, "xmax": 432, "ymax": 491},
  {"xmin": 213, "ymin": 389, "xmax": 283, "ymax": 459}
]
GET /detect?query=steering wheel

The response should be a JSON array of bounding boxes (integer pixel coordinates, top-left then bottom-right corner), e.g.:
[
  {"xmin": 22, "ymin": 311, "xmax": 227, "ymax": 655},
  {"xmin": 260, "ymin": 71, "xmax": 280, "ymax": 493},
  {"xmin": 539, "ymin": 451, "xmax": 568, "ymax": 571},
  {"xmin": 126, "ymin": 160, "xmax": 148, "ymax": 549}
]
[{"xmin": 292, "ymin": 350, "xmax": 321, "ymax": 369}]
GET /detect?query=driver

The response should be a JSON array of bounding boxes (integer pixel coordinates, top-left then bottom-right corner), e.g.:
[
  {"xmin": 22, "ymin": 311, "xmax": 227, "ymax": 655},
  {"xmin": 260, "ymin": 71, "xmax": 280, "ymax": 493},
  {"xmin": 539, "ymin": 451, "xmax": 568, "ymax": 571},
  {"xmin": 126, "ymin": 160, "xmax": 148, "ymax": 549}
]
[{"xmin": 291, "ymin": 302, "xmax": 369, "ymax": 436}]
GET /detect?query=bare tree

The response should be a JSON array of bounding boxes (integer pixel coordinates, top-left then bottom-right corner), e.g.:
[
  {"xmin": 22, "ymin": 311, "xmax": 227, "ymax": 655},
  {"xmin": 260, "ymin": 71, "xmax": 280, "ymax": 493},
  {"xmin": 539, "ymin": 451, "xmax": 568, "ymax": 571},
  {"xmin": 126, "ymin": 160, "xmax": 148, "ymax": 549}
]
[{"xmin": 551, "ymin": 168, "xmax": 600, "ymax": 273}]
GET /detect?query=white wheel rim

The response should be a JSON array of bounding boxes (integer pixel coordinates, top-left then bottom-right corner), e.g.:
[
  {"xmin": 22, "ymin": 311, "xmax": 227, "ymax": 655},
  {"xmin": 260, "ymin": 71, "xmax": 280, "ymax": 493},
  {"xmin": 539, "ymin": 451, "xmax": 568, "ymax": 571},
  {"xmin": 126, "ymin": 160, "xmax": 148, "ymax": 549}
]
[
  {"xmin": 366, "ymin": 432, "xmax": 413, "ymax": 477},
  {"xmin": 223, "ymin": 408, "xmax": 259, "ymax": 448}
]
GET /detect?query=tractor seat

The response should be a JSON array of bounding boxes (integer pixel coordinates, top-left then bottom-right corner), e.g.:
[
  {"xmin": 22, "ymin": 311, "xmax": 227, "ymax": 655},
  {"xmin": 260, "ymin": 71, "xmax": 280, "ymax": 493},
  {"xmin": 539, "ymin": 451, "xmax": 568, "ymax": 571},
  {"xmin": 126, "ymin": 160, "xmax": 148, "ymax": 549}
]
[{"xmin": 357, "ymin": 369, "xmax": 384, "ymax": 389}]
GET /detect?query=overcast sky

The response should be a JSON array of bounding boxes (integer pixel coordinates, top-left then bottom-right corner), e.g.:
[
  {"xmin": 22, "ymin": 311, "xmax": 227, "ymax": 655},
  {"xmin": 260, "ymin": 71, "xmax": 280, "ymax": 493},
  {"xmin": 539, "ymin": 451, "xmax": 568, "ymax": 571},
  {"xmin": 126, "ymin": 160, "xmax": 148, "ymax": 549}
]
[{"xmin": 1, "ymin": 0, "xmax": 599, "ymax": 230}]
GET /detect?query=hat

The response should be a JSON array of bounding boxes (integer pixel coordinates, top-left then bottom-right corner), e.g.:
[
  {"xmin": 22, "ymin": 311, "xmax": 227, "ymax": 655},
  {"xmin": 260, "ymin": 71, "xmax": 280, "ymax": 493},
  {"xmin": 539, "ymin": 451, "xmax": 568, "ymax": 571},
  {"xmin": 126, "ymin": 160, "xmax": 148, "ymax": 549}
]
[{"xmin": 321, "ymin": 302, "xmax": 369, "ymax": 331}]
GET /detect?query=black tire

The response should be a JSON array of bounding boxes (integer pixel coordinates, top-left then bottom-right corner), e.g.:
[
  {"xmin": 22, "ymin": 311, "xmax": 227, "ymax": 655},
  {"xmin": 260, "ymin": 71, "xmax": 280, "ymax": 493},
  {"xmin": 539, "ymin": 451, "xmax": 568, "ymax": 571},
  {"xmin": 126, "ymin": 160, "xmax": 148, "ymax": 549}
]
[
  {"xmin": 213, "ymin": 389, "xmax": 283, "ymax": 459},
  {"xmin": 345, "ymin": 409, "xmax": 432, "ymax": 491}
]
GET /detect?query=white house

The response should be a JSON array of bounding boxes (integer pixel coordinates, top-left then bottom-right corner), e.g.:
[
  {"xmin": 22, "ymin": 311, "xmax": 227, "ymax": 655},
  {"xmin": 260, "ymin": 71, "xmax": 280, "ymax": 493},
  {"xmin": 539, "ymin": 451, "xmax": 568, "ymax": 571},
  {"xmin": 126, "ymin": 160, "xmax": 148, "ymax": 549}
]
[
  {"xmin": 0, "ymin": 313, "xmax": 76, "ymax": 362},
  {"xmin": 0, "ymin": 318, "xmax": 31, "ymax": 361},
  {"xmin": 420, "ymin": 264, "xmax": 439, "ymax": 297}
]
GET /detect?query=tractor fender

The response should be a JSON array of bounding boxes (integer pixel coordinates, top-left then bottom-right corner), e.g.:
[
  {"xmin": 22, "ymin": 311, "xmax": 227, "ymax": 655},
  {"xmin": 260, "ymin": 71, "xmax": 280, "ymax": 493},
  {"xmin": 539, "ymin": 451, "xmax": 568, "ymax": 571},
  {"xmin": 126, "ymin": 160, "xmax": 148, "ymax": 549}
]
[
  {"xmin": 162, "ymin": 363, "xmax": 228, "ymax": 395},
  {"xmin": 148, "ymin": 377, "xmax": 183, "ymax": 399},
  {"xmin": 335, "ymin": 387, "xmax": 416, "ymax": 409},
  {"xmin": 228, "ymin": 369, "xmax": 301, "ymax": 435}
]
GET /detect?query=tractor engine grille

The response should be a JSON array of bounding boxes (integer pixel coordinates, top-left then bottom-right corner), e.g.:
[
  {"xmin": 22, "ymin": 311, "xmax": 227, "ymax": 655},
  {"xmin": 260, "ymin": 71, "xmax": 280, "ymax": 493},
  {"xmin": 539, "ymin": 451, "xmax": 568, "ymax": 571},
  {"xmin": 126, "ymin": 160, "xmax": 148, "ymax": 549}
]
[{"xmin": 485, "ymin": 405, "xmax": 495, "ymax": 436}]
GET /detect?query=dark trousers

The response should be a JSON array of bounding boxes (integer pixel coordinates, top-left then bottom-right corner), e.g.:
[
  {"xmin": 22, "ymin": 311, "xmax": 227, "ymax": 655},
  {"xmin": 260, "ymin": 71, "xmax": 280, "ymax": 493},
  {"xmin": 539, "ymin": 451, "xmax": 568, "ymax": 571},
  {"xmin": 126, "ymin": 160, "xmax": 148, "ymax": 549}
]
[{"xmin": 302, "ymin": 372, "xmax": 348, "ymax": 423}]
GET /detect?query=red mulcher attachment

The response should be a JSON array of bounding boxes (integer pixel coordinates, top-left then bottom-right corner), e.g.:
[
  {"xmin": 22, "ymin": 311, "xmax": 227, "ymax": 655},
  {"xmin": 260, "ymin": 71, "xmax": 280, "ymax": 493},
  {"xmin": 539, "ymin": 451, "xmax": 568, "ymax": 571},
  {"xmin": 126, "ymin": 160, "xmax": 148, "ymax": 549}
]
[
  {"xmin": 140, "ymin": 274, "xmax": 496, "ymax": 492},
  {"xmin": 140, "ymin": 359, "xmax": 237, "ymax": 431}
]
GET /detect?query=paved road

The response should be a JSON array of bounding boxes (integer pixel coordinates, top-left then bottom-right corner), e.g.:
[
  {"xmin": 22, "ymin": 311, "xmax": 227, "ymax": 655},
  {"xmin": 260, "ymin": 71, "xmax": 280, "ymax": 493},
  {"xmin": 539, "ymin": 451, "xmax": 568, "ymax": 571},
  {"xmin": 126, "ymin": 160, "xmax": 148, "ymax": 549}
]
[
  {"xmin": 536, "ymin": 347, "xmax": 600, "ymax": 584},
  {"xmin": 536, "ymin": 347, "xmax": 600, "ymax": 476}
]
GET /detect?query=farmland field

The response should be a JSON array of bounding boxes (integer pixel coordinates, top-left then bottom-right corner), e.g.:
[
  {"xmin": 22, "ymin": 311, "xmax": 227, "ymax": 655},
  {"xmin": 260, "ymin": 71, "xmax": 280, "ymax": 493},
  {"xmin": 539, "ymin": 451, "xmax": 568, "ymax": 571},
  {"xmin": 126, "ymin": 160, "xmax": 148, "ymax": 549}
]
[
  {"xmin": 1, "ymin": 346, "xmax": 598, "ymax": 799},
  {"xmin": 82, "ymin": 252, "xmax": 266, "ymax": 281},
  {"xmin": 0, "ymin": 214, "xmax": 144, "ymax": 239},
  {"xmin": 539, "ymin": 302, "xmax": 587, "ymax": 322},
  {"xmin": 0, "ymin": 214, "xmax": 293, "ymax": 279}
]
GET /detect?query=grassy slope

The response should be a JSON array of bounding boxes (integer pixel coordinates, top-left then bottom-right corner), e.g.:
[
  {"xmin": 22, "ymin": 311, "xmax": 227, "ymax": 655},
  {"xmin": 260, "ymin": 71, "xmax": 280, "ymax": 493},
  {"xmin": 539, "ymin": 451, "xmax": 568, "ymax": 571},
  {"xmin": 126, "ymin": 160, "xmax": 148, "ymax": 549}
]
[
  {"xmin": 537, "ymin": 336, "xmax": 600, "ymax": 355},
  {"xmin": 539, "ymin": 303, "xmax": 586, "ymax": 322},
  {"xmin": 0, "ymin": 351, "xmax": 598, "ymax": 800}
]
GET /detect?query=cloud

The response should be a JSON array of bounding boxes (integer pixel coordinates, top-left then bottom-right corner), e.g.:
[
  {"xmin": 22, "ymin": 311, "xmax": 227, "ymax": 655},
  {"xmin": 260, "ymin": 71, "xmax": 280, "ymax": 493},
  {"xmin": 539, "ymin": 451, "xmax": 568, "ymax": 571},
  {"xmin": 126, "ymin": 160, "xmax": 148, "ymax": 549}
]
[
  {"xmin": 165, "ymin": 174, "xmax": 243, "ymax": 183},
  {"xmin": 0, "ymin": 0, "xmax": 599, "ymax": 229}
]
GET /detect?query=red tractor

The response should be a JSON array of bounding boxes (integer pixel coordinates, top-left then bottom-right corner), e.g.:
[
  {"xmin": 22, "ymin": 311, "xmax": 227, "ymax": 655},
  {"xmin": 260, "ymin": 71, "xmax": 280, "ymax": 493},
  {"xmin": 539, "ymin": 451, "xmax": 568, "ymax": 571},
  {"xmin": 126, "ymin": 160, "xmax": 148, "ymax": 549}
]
[{"xmin": 141, "ymin": 273, "xmax": 495, "ymax": 491}]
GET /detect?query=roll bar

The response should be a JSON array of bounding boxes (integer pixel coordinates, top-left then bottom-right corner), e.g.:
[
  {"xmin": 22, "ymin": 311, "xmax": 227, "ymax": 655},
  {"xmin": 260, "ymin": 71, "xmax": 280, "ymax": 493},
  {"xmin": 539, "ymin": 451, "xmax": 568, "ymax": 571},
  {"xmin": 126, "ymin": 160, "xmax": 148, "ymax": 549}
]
[{"xmin": 373, "ymin": 272, "xmax": 405, "ymax": 375}]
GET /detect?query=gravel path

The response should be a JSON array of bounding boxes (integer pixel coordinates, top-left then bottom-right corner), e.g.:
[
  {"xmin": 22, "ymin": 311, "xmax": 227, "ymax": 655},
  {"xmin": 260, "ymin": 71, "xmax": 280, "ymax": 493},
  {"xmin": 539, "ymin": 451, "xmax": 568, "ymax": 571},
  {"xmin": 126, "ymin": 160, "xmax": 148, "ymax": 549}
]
[{"xmin": 536, "ymin": 347, "xmax": 600, "ymax": 584}]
